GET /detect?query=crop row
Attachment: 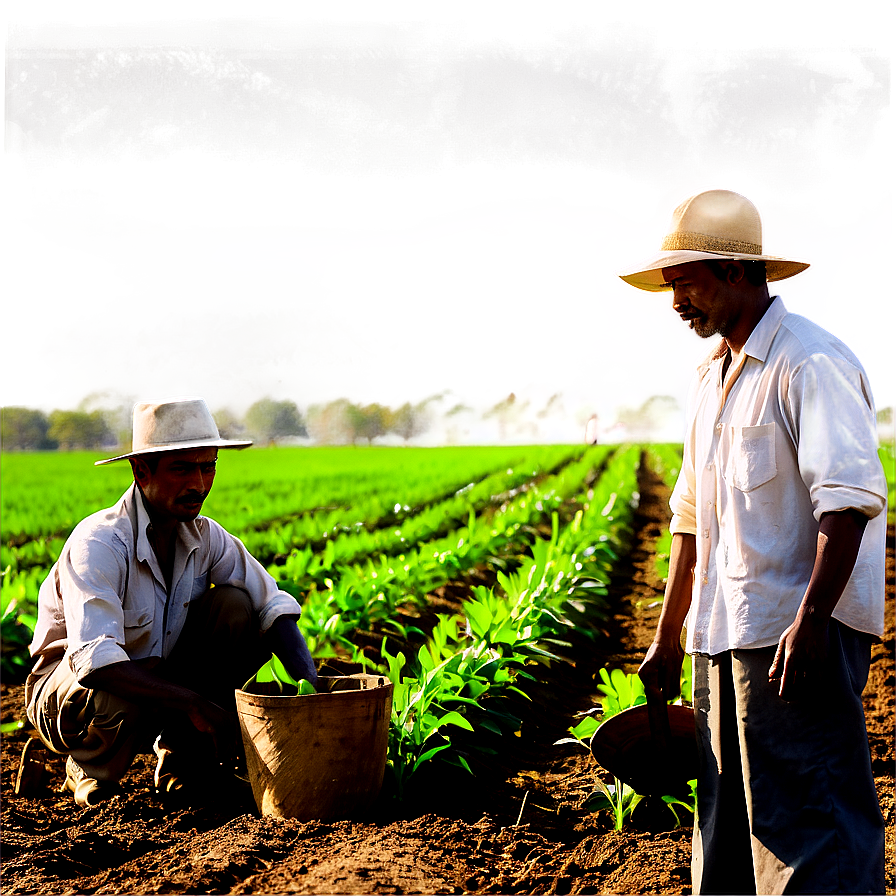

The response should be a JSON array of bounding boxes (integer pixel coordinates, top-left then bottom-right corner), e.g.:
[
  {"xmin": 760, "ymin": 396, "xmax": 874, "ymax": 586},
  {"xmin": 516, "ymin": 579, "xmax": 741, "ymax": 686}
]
[
  {"xmin": 255, "ymin": 444, "xmax": 650, "ymax": 796},
  {"xmin": 1, "ymin": 445, "xmax": 572, "ymax": 546},
  {"xmin": 1, "ymin": 445, "xmax": 579, "ymax": 605},
  {"xmin": 239, "ymin": 443, "xmax": 581, "ymax": 564},
  {"xmin": 275, "ymin": 444, "xmax": 615, "ymax": 660},
  {"xmin": 0, "ymin": 445, "xmax": 587, "ymax": 679}
]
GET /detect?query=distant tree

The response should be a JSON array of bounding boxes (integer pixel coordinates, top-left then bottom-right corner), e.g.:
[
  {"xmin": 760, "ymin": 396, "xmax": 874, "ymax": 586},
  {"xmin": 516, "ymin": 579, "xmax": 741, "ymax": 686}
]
[
  {"xmin": 47, "ymin": 410, "xmax": 111, "ymax": 450},
  {"xmin": 1, "ymin": 407, "xmax": 55, "ymax": 450},
  {"xmin": 443, "ymin": 402, "xmax": 474, "ymax": 445},
  {"xmin": 213, "ymin": 408, "xmax": 247, "ymax": 441},
  {"xmin": 353, "ymin": 403, "xmax": 390, "ymax": 445},
  {"xmin": 484, "ymin": 393, "xmax": 529, "ymax": 441},
  {"xmin": 419, "ymin": 389, "xmax": 458, "ymax": 418},
  {"xmin": 245, "ymin": 398, "xmax": 307, "ymax": 445},
  {"xmin": 390, "ymin": 401, "xmax": 430, "ymax": 443},
  {"xmin": 418, "ymin": 389, "xmax": 476, "ymax": 442},
  {"xmin": 537, "ymin": 393, "xmax": 564, "ymax": 419},
  {"xmin": 306, "ymin": 399, "xmax": 355, "ymax": 445},
  {"xmin": 78, "ymin": 389, "xmax": 136, "ymax": 445}
]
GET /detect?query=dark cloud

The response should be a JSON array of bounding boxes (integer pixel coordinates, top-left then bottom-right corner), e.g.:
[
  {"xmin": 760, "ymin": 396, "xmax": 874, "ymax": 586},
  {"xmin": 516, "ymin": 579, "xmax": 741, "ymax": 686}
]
[{"xmin": 4, "ymin": 2, "xmax": 893, "ymax": 215}]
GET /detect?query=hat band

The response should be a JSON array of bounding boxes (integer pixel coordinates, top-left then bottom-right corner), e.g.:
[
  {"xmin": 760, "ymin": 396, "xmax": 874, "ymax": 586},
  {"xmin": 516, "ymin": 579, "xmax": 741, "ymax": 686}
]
[{"xmin": 661, "ymin": 231, "xmax": 762, "ymax": 255}]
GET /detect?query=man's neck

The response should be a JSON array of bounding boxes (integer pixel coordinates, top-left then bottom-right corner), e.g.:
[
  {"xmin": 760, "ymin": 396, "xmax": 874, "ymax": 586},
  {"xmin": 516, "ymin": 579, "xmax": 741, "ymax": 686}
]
[
  {"xmin": 137, "ymin": 488, "xmax": 179, "ymax": 582},
  {"xmin": 725, "ymin": 291, "xmax": 773, "ymax": 354}
]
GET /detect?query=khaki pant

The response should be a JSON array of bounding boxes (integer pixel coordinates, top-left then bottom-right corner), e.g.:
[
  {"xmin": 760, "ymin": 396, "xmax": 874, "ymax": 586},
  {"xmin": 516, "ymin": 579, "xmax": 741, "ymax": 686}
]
[
  {"xmin": 25, "ymin": 586, "xmax": 271, "ymax": 783},
  {"xmin": 692, "ymin": 620, "xmax": 885, "ymax": 895}
]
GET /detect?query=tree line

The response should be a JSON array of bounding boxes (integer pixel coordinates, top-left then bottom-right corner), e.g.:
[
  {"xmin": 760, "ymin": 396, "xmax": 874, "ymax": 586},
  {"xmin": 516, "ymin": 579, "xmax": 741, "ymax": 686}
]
[
  {"xmin": 1, "ymin": 397, "xmax": 435, "ymax": 452},
  {"xmin": 0, "ymin": 389, "xmax": 681, "ymax": 451}
]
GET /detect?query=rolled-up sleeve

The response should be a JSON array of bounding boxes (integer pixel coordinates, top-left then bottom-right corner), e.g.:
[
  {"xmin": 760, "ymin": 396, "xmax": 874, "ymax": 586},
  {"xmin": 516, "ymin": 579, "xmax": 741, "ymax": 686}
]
[
  {"xmin": 789, "ymin": 353, "xmax": 887, "ymax": 521},
  {"xmin": 62, "ymin": 537, "xmax": 132, "ymax": 679},
  {"xmin": 205, "ymin": 521, "xmax": 302, "ymax": 631},
  {"xmin": 670, "ymin": 474, "xmax": 698, "ymax": 535}
]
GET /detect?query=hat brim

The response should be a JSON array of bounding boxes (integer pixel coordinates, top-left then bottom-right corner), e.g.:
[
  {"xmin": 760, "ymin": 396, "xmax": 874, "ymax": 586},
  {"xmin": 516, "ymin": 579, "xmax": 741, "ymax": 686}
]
[
  {"xmin": 619, "ymin": 250, "xmax": 810, "ymax": 292},
  {"xmin": 95, "ymin": 438, "xmax": 252, "ymax": 466},
  {"xmin": 589, "ymin": 703, "xmax": 698, "ymax": 797}
]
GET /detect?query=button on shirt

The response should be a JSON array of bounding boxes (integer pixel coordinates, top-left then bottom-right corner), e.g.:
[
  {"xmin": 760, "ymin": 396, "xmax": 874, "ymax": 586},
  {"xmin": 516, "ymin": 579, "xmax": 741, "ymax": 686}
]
[
  {"xmin": 670, "ymin": 297, "xmax": 887, "ymax": 656},
  {"xmin": 29, "ymin": 483, "xmax": 303, "ymax": 680}
]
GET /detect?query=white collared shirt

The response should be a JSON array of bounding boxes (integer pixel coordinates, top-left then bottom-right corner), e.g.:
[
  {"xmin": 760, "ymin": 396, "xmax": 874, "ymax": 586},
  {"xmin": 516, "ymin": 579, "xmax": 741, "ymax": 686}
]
[
  {"xmin": 670, "ymin": 296, "xmax": 887, "ymax": 655},
  {"xmin": 29, "ymin": 483, "xmax": 303, "ymax": 680}
]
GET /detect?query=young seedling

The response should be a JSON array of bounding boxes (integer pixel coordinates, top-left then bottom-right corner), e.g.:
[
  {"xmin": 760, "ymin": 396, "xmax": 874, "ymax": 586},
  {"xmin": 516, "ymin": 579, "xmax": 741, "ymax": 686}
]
[
  {"xmin": 586, "ymin": 777, "xmax": 644, "ymax": 831},
  {"xmin": 661, "ymin": 778, "xmax": 698, "ymax": 827}
]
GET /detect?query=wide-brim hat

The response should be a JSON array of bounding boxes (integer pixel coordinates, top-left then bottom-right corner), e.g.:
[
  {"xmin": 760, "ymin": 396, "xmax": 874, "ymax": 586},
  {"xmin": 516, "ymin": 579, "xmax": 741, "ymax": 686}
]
[
  {"xmin": 95, "ymin": 398, "xmax": 252, "ymax": 465},
  {"xmin": 590, "ymin": 702, "xmax": 697, "ymax": 798},
  {"xmin": 618, "ymin": 190, "xmax": 809, "ymax": 291}
]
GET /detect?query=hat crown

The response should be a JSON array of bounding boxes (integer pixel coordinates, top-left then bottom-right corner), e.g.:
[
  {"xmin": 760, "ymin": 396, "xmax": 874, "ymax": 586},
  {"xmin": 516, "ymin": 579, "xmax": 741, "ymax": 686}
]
[
  {"xmin": 663, "ymin": 190, "xmax": 763, "ymax": 255},
  {"xmin": 617, "ymin": 188, "xmax": 808, "ymax": 292},
  {"xmin": 133, "ymin": 399, "xmax": 220, "ymax": 452}
]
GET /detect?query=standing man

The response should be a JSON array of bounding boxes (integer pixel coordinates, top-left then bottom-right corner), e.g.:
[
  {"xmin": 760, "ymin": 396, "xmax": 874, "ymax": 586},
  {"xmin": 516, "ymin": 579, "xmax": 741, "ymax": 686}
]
[
  {"xmin": 622, "ymin": 190, "xmax": 886, "ymax": 894},
  {"xmin": 26, "ymin": 398, "xmax": 318, "ymax": 807}
]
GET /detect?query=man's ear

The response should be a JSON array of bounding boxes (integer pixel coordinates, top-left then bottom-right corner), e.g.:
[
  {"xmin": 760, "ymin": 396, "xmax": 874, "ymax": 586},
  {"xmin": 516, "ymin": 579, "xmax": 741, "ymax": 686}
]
[
  {"xmin": 724, "ymin": 260, "xmax": 746, "ymax": 285},
  {"xmin": 131, "ymin": 457, "xmax": 150, "ymax": 487}
]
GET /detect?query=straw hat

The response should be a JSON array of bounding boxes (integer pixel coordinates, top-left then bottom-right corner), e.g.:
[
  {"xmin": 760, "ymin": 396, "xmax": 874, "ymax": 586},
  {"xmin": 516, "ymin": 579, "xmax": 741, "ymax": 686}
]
[
  {"xmin": 95, "ymin": 398, "xmax": 252, "ymax": 465},
  {"xmin": 618, "ymin": 190, "xmax": 809, "ymax": 291}
]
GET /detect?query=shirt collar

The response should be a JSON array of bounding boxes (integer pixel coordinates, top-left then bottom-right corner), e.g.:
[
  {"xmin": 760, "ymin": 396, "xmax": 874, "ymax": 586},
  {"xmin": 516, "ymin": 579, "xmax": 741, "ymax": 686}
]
[{"xmin": 696, "ymin": 295, "xmax": 787, "ymax": 373}]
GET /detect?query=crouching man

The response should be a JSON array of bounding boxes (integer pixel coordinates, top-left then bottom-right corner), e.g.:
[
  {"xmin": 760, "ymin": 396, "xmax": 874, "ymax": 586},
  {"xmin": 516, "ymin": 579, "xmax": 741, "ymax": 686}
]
[{"xmin": 25, "ymin": 398, "xmax": 318, "ymax": 807}]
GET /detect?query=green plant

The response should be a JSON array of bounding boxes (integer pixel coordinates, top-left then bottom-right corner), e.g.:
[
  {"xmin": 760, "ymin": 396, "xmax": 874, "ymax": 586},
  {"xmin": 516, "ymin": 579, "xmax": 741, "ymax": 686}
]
[
  {"xmin": 654, "ymin": 529, "xmax": 672, "ymax": 582},
  {"xmin": 680, "ymin": 653, "xmax": 693, "ymax": 704},
  {"xmin": 1, "ymin": 567, "xmax": 39, "ymax": 681},
  {"xmin": 381, "ymin": 644, "xmax": 477, "ymax": 800},
  {"xmin": 596, "ymin": 667, "xmax": 646, "ymax": 718},
  {"xmin": 585, "ymin": 778, "xmax": 644, "ymax": 830},
  {"xmin": 251, "ymin": 653, "xmax": 300, "ymax": 691},
  {"xmin": 661, "ymin": 778, "xmax": 698, "ymax": 827}
]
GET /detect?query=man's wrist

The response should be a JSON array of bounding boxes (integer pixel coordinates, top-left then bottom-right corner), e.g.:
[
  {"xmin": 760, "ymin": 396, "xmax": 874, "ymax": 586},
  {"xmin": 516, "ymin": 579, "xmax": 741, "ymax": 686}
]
[{"xmin": 796, "ymin": 601, "xmax": 831, "ymax": 627}]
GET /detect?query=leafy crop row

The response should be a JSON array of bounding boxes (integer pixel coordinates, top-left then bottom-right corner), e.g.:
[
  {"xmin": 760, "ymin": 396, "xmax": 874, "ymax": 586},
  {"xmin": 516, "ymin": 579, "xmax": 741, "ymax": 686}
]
[
  {"xmin": 274, "ymin": 446, "xmax": 614, "ymax": 661},
  {"xmin": 370, "ymin": 445, "xmax": 642, "ymax": 796},
  {"xmin": 250, "ymin": 444, "xmax": 580, "ymax": 569},
  {"xmin": 1, "ymin": 446, "xmax": 575, "ymax": 677},
  {"xmin": 645, "ymin": 444, "xmax": 683, "ymax": 583}
]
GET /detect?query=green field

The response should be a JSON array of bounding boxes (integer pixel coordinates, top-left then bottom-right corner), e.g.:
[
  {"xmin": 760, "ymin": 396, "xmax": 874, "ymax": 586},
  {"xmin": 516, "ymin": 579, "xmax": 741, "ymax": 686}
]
[{"xmin": 3, "ymin": 442, "xmax": 892, "ymax": 798}]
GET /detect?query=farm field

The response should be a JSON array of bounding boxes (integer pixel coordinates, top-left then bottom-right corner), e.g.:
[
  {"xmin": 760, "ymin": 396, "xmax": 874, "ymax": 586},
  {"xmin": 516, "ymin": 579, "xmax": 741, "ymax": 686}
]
[{"xmin": 1, "ymin": 444, "xmax": 893, "ymax": 895}]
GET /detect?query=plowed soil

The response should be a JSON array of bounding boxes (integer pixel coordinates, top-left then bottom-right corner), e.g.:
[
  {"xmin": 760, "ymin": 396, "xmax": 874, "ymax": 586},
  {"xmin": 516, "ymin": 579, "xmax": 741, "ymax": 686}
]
[{"xmin": 2, "ymin": 462, "xmax": 893, "ymax": 895}]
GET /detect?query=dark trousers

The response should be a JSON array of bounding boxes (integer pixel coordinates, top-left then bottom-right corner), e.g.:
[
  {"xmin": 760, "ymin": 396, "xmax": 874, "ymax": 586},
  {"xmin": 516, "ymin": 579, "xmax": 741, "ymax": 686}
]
[
  {"xmin": 26, "ymin": 586, "xmax": 271, "ymax": 782},
  {"xmin": 692, "ymin": 620, "xmax": 885, "ymax": 895}
]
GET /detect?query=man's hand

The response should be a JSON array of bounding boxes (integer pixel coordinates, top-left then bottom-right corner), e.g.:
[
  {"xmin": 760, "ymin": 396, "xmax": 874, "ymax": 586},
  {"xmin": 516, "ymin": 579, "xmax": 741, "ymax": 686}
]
[
  {"xmin": 768, "ymin": 607, "xmax": 829, "ymax": 701},
  {"xmin": 184, "ymin": 697, "xmax": 237, "ymax": 765},
  {"xmin": 264, "ymin": 616, "xmax": 318, "ymax": 687},
  {"xmin": 81, "ymin": 660, "xmax": 237, "ymax": 761},
  {"xmin": 768, "ymin": 509, "xmax": 867, "ymax": 701},
  {"xmin": 639, "ymin": 637, "xmax": 686, "ymax": 702}
]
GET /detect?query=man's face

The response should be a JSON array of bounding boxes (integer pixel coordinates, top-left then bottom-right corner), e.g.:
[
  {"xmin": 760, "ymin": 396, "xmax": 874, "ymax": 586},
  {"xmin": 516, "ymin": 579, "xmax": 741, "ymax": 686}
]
[
  {"xmin": 135, "ymin": 448, "xmax": 218, "ymax": 524},
  {"xmin": 662, "ymin": 261, "xmax": 740, "ymax": 340}
]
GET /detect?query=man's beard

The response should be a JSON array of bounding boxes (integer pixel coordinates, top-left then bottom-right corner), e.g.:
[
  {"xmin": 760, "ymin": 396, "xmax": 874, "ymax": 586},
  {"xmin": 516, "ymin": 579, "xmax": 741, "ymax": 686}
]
[{"xmin": 691, "ymin": 313, "xmax": 728, "ymax": 340}]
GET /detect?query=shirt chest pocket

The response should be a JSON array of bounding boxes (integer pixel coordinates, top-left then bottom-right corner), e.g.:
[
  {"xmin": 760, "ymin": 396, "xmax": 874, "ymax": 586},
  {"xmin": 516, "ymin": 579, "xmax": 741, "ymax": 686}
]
[
  {"xmin": 122, "ymin": 597, "xmax": 154, "ymax": 652},
  {"xmin": 724, "ymin": 422, "xmax": 777, "ymax": 491}
]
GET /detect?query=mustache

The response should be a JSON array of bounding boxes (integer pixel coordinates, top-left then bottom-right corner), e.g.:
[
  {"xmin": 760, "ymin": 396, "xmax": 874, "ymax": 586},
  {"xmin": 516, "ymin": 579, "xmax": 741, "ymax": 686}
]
[{"xmin": 177, "ymin": 492, "xmax": 207, "ymax": 505}]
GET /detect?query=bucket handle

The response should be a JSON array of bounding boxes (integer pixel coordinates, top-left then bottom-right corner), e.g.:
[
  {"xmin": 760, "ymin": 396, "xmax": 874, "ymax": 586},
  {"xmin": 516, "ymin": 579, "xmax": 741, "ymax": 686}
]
[{"xmin": 646, "ymin": 688, "xmax": 671, "ymax": 754}]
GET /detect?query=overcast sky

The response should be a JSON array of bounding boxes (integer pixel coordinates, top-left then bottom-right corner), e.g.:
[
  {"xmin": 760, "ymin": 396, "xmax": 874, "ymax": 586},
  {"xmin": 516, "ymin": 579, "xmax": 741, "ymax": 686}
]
[{"xmin": 2, "ymin": 1, "xmax": 892, "ymax": 439}]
